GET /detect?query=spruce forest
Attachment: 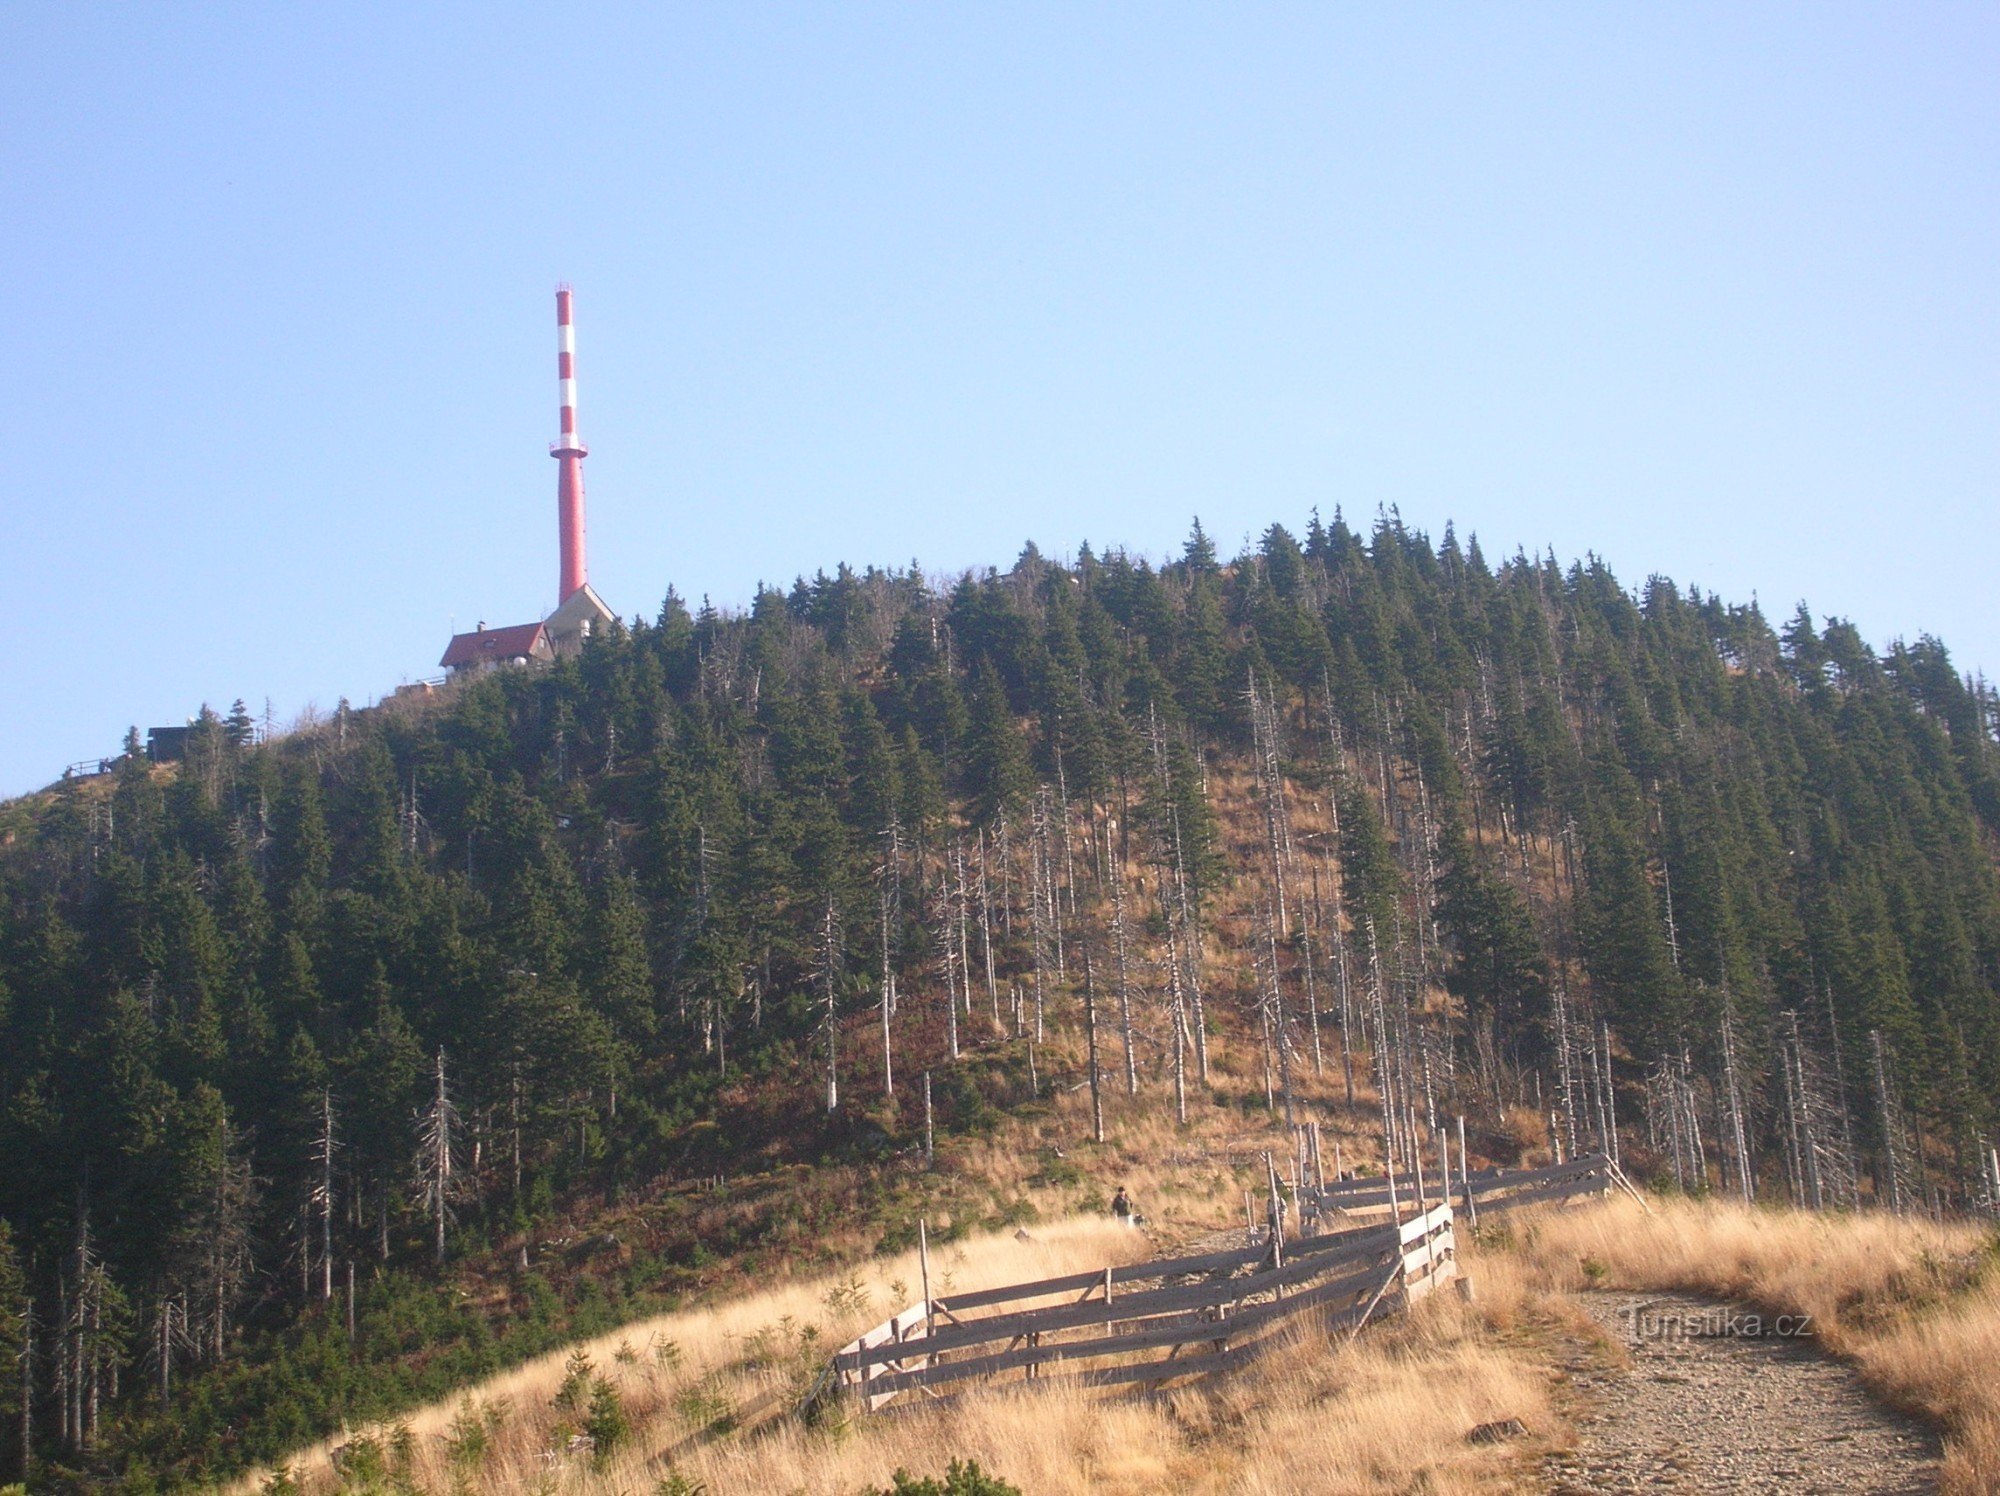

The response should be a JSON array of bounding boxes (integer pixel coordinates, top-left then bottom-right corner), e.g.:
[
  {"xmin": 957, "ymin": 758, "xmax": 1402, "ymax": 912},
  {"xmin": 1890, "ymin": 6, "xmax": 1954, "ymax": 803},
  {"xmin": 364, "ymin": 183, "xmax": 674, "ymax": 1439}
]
[{"xmin": 3, "ymin": 512, "xmax": 2000, "ymax": 1487}]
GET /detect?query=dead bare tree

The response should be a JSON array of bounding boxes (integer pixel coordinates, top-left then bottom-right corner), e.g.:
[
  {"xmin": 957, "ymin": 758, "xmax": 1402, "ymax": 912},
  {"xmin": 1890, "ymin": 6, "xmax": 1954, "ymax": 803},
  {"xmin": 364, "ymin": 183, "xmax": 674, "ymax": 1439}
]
[
  {"xmin": 1871, "ymin": 1029, "xmax": 1918, "ymax": 1213},
  {"xmin": 1645, "ymin": 1048, "xmax": 1706, "ymax": 1192},
  {"xmin": 976, "ymin": 827, "xmax": 998, "ymax": 1022},
  {"xmin": 1084, "ymin": 952, "xmax": 1105, "ymax": 1144},
  {"xmin": 930, "ymin": 872, "xmax": 962, "ymax": 1061},
  {"xmin": 878, "ymin": 819, "xmax": 902, "ymax": 1098},
  {"xmin": 1110, "ymin": 856, "xmax": 1138, "ymax": 1096},
  {"xmin": 310, "ymin": 1089, "xmax": 337, "ymax": 1302},
  {"xmin": 1718, "ymin": 994, "xmax": 1753, "ymax": 1204},
  {"xmin": 1147, "ymin": 704, "xmax": 1208, "ymax": 1081},
  {"xmin": 817, "ymin": 898, "xmax": 844, "ymax": 1111},
  {"xmin": 414, "ymin": 1048, "xmax": 463, "ymax": 1265}
]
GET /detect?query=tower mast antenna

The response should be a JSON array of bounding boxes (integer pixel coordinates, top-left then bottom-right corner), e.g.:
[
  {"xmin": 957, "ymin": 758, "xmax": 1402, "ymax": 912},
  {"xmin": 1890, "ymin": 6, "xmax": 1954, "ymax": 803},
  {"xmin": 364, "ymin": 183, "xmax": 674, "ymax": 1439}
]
[{"xmin": 552, "ymin": 285, "xmax": 588, "ymax": 603}]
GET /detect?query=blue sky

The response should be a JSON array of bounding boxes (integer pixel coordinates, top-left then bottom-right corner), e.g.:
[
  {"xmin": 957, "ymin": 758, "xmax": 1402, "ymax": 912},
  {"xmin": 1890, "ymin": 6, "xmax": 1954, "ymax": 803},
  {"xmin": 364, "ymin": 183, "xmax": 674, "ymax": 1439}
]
[{"xmin": 3, "ymin": 4, "xmax": 1995, "ymax": 795}]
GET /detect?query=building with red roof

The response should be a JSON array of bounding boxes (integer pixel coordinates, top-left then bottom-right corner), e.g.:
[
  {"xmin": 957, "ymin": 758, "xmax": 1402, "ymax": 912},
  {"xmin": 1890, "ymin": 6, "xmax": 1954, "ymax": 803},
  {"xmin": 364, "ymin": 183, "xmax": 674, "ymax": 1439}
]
[{"xmin": 439, "ymin": 620, "xmax": 554, "ymax": 674}]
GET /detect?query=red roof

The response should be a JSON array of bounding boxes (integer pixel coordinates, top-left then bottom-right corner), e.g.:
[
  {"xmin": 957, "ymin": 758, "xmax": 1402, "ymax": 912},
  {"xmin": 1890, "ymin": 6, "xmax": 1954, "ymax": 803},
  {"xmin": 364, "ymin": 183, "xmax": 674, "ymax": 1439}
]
[{"xmin": 440, "ymin": 621, "xmax": 546, "ymax": 668}]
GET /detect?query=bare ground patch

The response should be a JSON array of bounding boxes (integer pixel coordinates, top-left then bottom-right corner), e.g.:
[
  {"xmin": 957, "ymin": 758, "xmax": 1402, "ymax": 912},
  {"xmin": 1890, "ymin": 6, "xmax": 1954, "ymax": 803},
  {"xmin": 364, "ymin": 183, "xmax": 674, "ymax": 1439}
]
[{"xmin": 1544, "ymin": 1289, "xmax": 1938, "ymax": 1495}]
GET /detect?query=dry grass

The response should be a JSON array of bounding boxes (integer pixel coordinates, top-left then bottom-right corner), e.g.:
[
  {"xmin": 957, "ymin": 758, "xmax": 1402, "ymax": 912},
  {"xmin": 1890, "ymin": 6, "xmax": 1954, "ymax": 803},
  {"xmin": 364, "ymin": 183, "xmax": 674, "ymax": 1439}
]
[
  {"xmin": 242, "ymin": 1178, "xmax": 2000, "ymax": 1495},
  {"xmin": 236, "ymin": 1216, "xmax": 1152, "ymax": 1495},
  {"xmin": 1867, "ymin": 1277, "xmax": 2000, "ymax": 1492},
  {"xmin": 651, "ymin": 1298, "xmax": 1548, "ymax": 1496},
  {"xmin": 245, "ymin": 1214, "xmax": 1558, "ymax": 1496},
  {"xmin": 1493, "ymin": 1195, "xmax": 2000, "ymax": 1495}
]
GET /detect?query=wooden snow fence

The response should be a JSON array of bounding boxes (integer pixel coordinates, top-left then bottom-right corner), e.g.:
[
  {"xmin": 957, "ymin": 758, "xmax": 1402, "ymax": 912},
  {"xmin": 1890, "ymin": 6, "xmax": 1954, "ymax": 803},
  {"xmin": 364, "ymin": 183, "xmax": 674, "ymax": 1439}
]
[
  {"xmin": 1311, "ymin": 1153, "xmax": 1618, "ymax": 1224},
  {"xmin": 831, "ymin": 1200, "xmax": 1457, "ymax": 1413}
]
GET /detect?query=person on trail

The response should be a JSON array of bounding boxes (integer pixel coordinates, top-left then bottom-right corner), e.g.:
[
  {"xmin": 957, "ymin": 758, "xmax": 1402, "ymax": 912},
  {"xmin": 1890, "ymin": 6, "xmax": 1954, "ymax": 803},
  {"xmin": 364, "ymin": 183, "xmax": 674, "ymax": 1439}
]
[{"xmin": 1111, "ymin": 1186, "xmax": 1133, "ymax": 1222}]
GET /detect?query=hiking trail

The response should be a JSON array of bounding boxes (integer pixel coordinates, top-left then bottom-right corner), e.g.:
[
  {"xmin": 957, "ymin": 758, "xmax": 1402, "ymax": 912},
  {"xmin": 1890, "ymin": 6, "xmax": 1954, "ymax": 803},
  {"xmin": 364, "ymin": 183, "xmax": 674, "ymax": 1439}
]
[{"xmin": 1542, "ymin": 1289, "xmax": 1939, "ymax": 1495}]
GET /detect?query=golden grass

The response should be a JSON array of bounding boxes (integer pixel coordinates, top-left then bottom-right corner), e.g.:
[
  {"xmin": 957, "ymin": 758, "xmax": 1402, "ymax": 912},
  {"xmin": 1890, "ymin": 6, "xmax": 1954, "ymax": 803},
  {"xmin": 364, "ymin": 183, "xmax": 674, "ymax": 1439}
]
[
  {"xmin": 1867, "ymin": 1277, "xmax": 2000, "ymax": 1493},
  {"xmin": 243, "ymin": 1180, "xmax": 2000, "ymax": 1496},
  {"xmin": 650, "ymin": 1301, "xmax": 1549, "ymax": 1496},
  {"xmin": 1495, "ymin": 1195, "xmax": 2000, "ymax": 1495},
  {"xmin": 237, "ymin": 1217, "xmax": 1152, "ymax": 1494},
  {"xmin": 244, "ymin": 1211, "xmax": 1560, "ymax": 1496}
]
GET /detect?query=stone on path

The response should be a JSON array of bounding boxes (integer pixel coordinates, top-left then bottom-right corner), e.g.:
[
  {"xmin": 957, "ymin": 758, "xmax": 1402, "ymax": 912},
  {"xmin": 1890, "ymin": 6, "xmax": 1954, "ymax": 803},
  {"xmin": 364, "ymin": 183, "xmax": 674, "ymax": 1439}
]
[{"xmin": 1546, "ymin": 1289, "xmax": 1939, "ymax": 1495}]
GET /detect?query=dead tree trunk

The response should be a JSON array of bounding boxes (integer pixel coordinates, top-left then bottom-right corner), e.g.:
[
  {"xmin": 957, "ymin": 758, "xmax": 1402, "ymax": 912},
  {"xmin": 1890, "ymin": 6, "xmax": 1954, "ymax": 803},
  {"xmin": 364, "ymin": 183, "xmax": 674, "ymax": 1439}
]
[
  {"xmin": 1111, "ymin": 861, "xmax": 1138, "ymax": 1096},
  {"xmin": 415, "ymin": 1049, "xmax": 462, "ymax": 1264},
  {"xmin": 313, "ymin": 1090, "xmax": 336, "ymax": 1301},
  {"xmin": 1084, "ymin": 954, "xmax": 1105, "ymax": 1144}
]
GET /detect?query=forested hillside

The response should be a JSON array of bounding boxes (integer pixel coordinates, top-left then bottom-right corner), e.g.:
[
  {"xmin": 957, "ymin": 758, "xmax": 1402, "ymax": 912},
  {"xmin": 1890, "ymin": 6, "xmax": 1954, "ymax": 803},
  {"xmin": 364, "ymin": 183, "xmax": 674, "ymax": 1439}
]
[{"xmin": 3, "ymin": 512, "xmax": 1999, "ymax": 1487}]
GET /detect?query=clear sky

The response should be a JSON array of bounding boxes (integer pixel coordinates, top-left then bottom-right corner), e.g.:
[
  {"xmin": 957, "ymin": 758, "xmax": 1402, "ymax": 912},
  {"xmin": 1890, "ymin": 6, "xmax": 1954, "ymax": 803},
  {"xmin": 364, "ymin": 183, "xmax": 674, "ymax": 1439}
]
[{"xmin": 3, "ymin": 4, "xmax": 1995, "ymax": 796}]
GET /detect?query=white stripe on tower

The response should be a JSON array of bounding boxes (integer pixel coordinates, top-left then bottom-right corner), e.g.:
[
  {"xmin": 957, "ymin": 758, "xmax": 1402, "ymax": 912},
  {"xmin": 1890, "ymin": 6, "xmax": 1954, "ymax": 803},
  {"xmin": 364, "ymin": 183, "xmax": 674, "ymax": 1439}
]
[
  {"xmin": 553, "ymin": 285, "xmax": 589, "ymax": 602},
  {"xmin": 557, "ymin": 287, "xmax": 579, "ymax": 444}
]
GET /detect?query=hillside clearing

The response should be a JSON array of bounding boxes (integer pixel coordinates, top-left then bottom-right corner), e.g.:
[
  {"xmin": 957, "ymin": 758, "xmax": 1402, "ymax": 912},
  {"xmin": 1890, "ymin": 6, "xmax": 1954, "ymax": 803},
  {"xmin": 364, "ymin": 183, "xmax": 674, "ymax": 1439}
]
[{"xmin": 244, "ymin": 1196, "xmax": 2000, "ymax": 1496}]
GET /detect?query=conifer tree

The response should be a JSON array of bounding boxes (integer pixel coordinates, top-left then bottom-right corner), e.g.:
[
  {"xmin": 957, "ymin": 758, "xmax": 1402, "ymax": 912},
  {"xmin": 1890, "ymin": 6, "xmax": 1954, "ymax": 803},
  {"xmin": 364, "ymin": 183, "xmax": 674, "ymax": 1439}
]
[
  {"xmin": 965, "ymin": 661, "xmax": 1031, "ymax": 826},
  {"xmin": 0, "ymin": 1220, "xmax": 27, "ymax": 1481}
]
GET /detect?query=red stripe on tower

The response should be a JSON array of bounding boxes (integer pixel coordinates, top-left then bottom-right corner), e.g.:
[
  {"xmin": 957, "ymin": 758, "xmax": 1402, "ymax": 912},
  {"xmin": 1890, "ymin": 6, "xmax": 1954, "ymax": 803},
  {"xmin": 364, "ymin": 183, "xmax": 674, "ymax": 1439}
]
[{"xmin": 552, "ymin": 285, "xmax": 587, "ymax": 603}]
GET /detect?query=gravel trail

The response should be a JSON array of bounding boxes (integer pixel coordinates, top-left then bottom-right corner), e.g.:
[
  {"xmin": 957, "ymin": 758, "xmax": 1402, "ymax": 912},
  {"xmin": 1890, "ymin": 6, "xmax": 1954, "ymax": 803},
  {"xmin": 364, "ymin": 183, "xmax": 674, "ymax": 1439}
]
[{"xmin": 1544, "ymin": 1289, "xmax": 1939, "ymax": 1495}]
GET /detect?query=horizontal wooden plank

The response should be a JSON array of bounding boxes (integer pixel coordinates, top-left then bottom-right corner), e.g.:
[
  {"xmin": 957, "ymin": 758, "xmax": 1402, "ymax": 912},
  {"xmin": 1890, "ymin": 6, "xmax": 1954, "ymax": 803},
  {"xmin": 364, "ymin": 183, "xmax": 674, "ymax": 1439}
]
[
  {"xmin": 1403, "ymin": 1258, "xmax": 1457, "ymax": 1306},
  {"xmin": 928, "ymin": 1258, "xmax": 1212, "ymax": 1317},
  {"xmin": 1314, "ymin": 1185, "xmax": 1434, "ymax": 1210},
  {"xmin": 1071, "ymin": 1319, "xmax": 1293, "ymax": 1390},
  {"xmin": 850, "ymin": 1280, "xmax": 1235, "ymax": 1368},
  {"xmin": 859, "ymin": 1300, "xmax": 1329, "ymax": 1396},
  {"xmin": 1316, "ymin": 1164, "xmax": 1601, "ymax": 1208},
  {"xmin": 934, "ymin": 1220, "xmax": 1395, "ymax": 1318},
  {"xmin": 1069, "ymin": 1345, "xmax": 1245, "ymax": 1389},
  {"xmin": 1473, "ymin": 1159, "xmax": 1608, "ymax": 1193},
  {"xmin": 862, "ymin": 1278, "xmax": 1282, "ymax": 1370},
  {"xmin": 1289, "ymin": 1221, "xmax": 1399, "ymax": 1259},
  {"xmin": 1495, "ymin": 1173, "xmax": 1612, "ymax": 1204},
  {"xmin": 1398, "ymin": 1200, "xmax": 1452, "ymax": 1245},
  {"xmin": 878, "ymin": 1261, "xmax": 1388, "ymax": 1393},
  {"xmin": 1461, "ymin": 1153, "xmax": 1608, "ymax": 1185},
  {"xmin": 862, "ymin": 1267, "xmax": 1394, "ymax": 1407},
  {"xmin": 1258, "ymin": 1262, "xmax": 1386, "ymax": 1321},
  {"xmin": 1259, "ymin": 1242, "xmax": 1396, "ymax": 1298},
  {"xmin": 857, "ymin": 1234, "xmax": 1400, "ymax": 1370},
  {"xmin": 860, "ymin": 1310, "xmax": 1257, "ymax": 1395},
  {"xmin": 1400, "ymin": 1243, "xmax": 1446, "ymax": 1280},
  {"xmin": 1319, "ymin": 1155, "xmax": 1609, "ymax": 1202},
  {"xmin": 837, "ymin": 1304, "xmax": 927, "ymax": 1362},
  {"xmin": 1476, "ymin": 1175, "xmax": 1609, "ymax": 1214},
  {"xmin": 928, "ymin": 1268, "xmax": 1107, "ymax": 1313}
]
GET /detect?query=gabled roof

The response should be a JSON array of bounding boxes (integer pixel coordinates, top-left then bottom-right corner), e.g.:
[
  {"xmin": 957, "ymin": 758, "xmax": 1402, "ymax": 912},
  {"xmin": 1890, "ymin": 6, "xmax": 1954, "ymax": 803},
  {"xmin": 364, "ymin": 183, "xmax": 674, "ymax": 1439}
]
[
  {"xmin": 546, "ymin": 583, "xmax": 616, "ymax": 636},
  {"xmin": 440, "ymin": 621, "xmax": 548, "ymax": 668}
]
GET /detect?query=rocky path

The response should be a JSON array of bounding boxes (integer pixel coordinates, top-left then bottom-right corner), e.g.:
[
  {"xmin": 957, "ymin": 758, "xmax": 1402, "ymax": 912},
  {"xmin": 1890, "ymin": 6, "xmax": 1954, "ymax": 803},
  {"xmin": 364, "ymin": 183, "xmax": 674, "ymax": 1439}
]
[{"xmin": 1543, "ymin": 1289, "xmax": 1939, "ymax": 1495}]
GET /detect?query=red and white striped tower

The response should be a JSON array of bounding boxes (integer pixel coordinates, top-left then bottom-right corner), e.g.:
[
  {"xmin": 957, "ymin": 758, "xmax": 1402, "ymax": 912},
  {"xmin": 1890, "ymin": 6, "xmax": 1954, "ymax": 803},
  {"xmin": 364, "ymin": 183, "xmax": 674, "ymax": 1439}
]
[{"xmin": 552, "ymin": 285, "xmax": 588, "ymax": 603}]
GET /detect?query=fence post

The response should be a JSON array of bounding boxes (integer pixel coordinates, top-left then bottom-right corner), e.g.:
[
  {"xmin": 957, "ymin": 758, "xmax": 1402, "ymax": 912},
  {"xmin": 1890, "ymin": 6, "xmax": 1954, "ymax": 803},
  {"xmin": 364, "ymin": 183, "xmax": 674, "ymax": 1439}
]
[
  {"xmin": 918, "ymin": 1218, "xmax": 934, "ymax": 1363},
  {"xmin": 1265, "ymin": 1151, "xmax": 1286, "ymax": 1273},
  {"xmin": 1410, "ymin": 1144, "xmax": 1433, "ymax": 1281},
  {"xmin": 1458, "ymin": 1115, "xmax": 1478, "ymax": 1230},
  {"xmin": 1435, "ymin": 1129, "xmax": 1452, "ymax": 1220}
]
